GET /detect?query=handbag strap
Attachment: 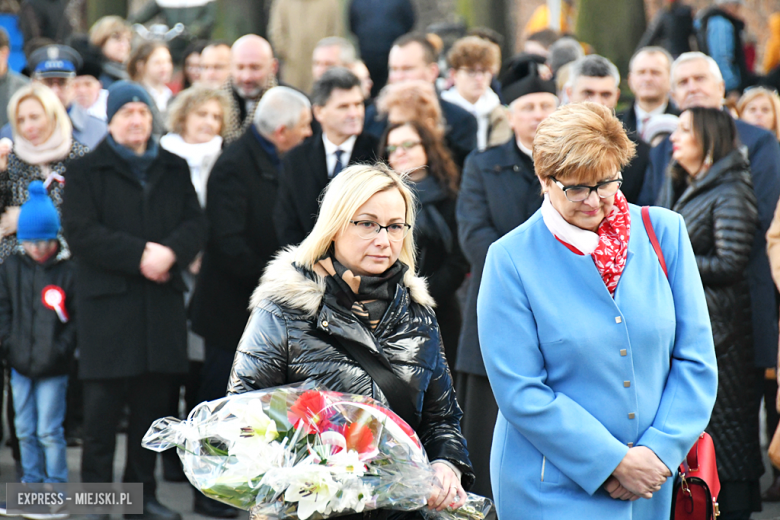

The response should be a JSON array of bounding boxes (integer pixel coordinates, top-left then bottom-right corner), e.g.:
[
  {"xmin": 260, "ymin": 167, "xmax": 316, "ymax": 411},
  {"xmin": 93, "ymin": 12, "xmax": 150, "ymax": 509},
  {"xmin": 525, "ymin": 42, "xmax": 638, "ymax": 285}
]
[
  {"xmin": 332, "ymin": 335, "xmax": 420, "ymax": 430},
  {"xmin": 642, "ymin": 206, "xmax": 668, "ymax": 279}
]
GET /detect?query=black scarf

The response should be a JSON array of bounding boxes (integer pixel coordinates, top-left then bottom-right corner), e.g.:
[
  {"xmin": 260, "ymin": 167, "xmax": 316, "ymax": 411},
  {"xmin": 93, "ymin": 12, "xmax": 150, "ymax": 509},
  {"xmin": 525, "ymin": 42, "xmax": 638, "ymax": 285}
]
[{"xmin": 316, "ymin": 254, "xmax": 408, "ymax": 331}]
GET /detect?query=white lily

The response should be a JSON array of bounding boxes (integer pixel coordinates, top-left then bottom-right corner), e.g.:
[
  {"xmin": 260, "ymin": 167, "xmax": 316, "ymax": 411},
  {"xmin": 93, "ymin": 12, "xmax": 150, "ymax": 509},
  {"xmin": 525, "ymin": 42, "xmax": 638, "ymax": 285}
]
[
  {"xmin": 283, "ymin": 468, "xmax": 339, "ymax": 520},
  {"xmin": 326, "ymin": 449, "xmax": 366, "ymax": 477}
]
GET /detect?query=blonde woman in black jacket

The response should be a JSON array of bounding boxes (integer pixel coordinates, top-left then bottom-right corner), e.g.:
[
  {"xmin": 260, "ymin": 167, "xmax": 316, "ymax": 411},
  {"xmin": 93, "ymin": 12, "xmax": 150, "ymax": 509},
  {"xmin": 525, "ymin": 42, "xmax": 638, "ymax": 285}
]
[{"xmin": 228, "ymin": 163, "xmax": 474, "ymax": 519}]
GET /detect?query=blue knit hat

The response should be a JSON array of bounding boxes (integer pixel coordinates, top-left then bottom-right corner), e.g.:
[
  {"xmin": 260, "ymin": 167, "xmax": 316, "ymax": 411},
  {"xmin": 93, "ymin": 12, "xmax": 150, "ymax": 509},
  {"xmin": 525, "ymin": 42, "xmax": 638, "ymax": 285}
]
[
  {"xmin": 17, "ymin": 181, "xmax": 60, "ymax": 241},
  {"xmin": 106, "ymin": 81, "xmax": 153, "ymax": 123}
]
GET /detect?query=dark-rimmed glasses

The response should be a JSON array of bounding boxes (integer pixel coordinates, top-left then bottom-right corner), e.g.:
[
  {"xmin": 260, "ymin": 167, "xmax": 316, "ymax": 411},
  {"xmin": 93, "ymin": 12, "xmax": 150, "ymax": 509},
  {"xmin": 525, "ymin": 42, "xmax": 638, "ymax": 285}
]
[
  {"xmin": 551, "ymin": 176, "xmax": 623, "ymax": 202},
  {"xmin": 349, "ymin": 220, "xmax": 411, "ymax": 241}
]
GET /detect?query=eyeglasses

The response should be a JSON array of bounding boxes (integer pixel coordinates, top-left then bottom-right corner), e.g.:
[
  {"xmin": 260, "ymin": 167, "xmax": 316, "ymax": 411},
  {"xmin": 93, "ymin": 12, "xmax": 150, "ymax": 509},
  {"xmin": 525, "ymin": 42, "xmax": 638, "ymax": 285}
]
[
  {"xmin": 551, "ymin": 176, "xmax": 623, "ymax": 202},
  {"xmin": 349, "ymin": 220, "xmax": 411, "ymax": 241},
  {"xmin": 458, "ymin": 68, "xmax": 490, "ymax": 79},
  {"xmin": 385, "ymin": 141, "xmax": 422, "ymax": 155}
]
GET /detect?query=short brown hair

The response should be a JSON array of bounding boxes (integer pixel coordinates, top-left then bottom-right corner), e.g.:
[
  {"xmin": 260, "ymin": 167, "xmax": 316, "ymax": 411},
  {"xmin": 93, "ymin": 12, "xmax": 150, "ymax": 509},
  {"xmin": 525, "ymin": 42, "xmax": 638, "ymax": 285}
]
[
  {"xmin": 392, "ymin": 33, "xmax": 438, "ymax": 64},
  {"xmin": 447, "ymin": 36, "xmax": 499, "ymax": 72},
  {"xmin": 166, "ymin": 86, "xmax": 231, "ymax": 137},
  {"xmin": 89, "ymin": 15, "xmax": 131, "ymax": 48},
  {"xmin": 533, "ymin": 102, "xmax": 635, "ymax": 183},
  {"xmin": 376, "ymin": 81, "xmax": 444, "ymax": 136}
]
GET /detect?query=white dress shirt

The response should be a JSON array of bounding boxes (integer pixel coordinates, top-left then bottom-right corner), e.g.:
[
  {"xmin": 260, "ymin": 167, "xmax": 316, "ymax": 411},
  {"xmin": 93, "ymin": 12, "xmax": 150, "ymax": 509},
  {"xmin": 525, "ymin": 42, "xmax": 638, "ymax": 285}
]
[
  {"xmin": 634, "ymin": 101, "xmax": 668, "ymax": 138},
  {"xmin": 323, "ymin": 134, "xmax": 356, "ymax": 178}
]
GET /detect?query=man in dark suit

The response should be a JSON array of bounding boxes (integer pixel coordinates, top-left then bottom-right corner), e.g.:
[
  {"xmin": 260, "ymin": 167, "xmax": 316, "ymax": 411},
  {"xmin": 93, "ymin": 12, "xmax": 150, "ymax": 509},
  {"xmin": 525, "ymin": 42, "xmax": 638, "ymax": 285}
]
[
  {"xmin": 618, "ymin": 46, "xmax": 680, "ymax": 139},
  {"xmin": 455, "ymin": 68, "xmax": 558, "ymax": 502},
  {"xmin": 275, "ymin": 67, "xmax": 378, "ymax": 247},
  {"xmin": 188, "ymin": 86, "xmax": 312, "ymax": 517},
  {"xmin": 362, "ymin": 33, "xmax": 477, "ymax": 166},
  {"xmin": 565, "ymin": 54, "xmax": 651, "ymax": 203}
]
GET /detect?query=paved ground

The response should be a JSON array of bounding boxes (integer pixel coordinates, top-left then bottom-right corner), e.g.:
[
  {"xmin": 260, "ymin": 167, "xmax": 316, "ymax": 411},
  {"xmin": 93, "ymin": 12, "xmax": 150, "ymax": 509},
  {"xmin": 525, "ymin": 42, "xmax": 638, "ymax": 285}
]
[{"xmin": 0, "ymin": 392, "xmax": 777, "ymax": 519}]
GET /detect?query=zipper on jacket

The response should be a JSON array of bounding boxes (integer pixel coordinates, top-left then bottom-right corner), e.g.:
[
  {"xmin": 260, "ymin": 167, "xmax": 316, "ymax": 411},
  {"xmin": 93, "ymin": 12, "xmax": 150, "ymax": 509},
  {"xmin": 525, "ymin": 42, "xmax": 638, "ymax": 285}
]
[{"xmin": 541, "ymin": 456, "xmax": 546, "ymax": 482}]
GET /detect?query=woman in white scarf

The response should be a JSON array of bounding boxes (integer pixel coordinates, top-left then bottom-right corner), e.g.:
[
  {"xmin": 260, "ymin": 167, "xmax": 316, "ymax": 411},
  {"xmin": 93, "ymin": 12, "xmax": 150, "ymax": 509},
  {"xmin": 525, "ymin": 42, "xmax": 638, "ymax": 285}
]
[
  {"xmin": 0, "ymin": 84, "xmax": 89, "ymax": 260},
  {"xmin": 441, "ymin": 36, "xmax": 512, "ymax": 150},
  {"xmin": 160, "ymin": 86, "xmax": 229, "ymax": 208}
]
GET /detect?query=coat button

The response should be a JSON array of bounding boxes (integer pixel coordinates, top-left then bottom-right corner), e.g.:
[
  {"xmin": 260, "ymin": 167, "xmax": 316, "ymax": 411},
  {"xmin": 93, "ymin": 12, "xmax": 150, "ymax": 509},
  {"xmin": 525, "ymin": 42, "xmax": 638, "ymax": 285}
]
[
  {"xmin": 624, "ymin": 381, "xmax": 631, "ymax": 388},
  {"xmin": 615, "ymin": 316, "xmax": 622, "ymax": 324},
  {"xmin": 321, "ymin": 320, "xmax": 328, "ymax": 328},
  {"xmin": 513, "ymin": 165, "xmax": 519, "ymax": 171},
  {"xmin": 494, "ymin": 165, "xmax": 501, "ymax": 172},
  {"xmin": 620, "ymin": 349, "xmax": 627, "ymax": 356},
  {"xmin": 628, "ymin": 413, "xmax": 635, "ymax": 419}
]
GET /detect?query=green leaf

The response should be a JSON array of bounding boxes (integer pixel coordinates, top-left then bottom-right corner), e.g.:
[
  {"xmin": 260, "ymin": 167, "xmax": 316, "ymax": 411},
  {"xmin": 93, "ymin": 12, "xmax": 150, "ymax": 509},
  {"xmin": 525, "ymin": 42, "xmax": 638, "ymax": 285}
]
[{"xmin": 269, "ymin": 390, "xmax": 292, "ymax": 431}]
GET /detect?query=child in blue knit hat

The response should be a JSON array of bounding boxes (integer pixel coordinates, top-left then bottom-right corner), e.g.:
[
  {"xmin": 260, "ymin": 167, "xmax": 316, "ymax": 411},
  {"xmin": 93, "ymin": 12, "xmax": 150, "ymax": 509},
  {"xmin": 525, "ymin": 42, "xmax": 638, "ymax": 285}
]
[{"xmin": 0, "ymin": 181, "xmax": 75, "ymax": 515}]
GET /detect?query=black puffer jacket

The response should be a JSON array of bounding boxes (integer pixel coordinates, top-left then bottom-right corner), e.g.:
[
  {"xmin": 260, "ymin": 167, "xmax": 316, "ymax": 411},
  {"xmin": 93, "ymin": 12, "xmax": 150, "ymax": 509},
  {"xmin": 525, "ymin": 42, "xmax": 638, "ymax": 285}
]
[
  {"xmin": 658, "ymin": 149, "xmax": 761, "ymax": 482},
  {"xmin": 0, "ymin": 248, "xmax": 76, "ymax": 378},
  {"xmin": 227, "ymin": 247, "xmax": 475, "ymax": 495}
]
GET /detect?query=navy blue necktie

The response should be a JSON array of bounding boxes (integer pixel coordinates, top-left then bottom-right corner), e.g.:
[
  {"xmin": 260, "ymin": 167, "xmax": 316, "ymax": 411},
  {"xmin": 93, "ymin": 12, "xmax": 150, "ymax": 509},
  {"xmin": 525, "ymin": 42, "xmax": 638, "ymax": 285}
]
[{"xmin": 332, "ymin": 149, "xmax": 344, "ymax": 177}]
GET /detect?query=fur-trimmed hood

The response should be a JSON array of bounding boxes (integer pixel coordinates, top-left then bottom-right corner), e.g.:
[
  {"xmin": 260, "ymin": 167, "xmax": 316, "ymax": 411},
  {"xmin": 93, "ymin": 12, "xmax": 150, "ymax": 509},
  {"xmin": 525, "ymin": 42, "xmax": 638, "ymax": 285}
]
[{"xmin": 250, "ymin": 247, "xmax": 436, "ymax": 316}]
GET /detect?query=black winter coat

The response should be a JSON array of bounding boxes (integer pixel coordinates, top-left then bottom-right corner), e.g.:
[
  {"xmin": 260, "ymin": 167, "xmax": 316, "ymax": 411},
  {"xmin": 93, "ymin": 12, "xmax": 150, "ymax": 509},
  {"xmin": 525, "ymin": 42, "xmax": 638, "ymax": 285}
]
[
  {"xmin": 0, "ymin": 249, "xmax": 75, "ymax": 378},
  {"xmin": 190, "ymin": 130, "xmax": 282, "ymax": 351},
  {"xmin": 62, "ymin": 139, "xmax": 207, "ymax": 379},
  {"xmin": 657, "ymin": 149, "xmax": 762, "ymax": 482},
  {"xmin": 455, "ymin": 140, "xmax": 542, "ymax": 376},
  {"xmin": 228, "ymin": 248, "xmax": 475, "ymax": 495},
  {"xmin": 412, "ymin": 176, "xmax": 468, "ymax": 368}
]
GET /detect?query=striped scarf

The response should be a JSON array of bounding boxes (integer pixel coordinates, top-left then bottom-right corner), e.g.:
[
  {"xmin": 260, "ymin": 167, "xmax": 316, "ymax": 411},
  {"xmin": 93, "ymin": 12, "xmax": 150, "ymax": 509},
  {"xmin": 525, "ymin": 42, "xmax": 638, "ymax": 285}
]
[{"xmin": 314, "ymin": 256, "xmax": 408, "ymax": 331}]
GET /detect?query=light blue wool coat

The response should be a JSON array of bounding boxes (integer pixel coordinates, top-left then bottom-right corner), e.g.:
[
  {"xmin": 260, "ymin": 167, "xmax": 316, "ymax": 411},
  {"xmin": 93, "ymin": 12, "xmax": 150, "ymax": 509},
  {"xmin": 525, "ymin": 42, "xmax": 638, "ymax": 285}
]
[{"xmin": 477, "ymin": 204, "xmax": 718, "ymax": 520}]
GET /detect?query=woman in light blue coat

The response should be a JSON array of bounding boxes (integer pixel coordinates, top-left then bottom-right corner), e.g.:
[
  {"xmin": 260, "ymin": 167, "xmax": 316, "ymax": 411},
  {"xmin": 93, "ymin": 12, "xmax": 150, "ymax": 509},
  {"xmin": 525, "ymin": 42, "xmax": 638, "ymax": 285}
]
[{"xmin": 477, "ymin": 102, "xmax": 718, "ymax": 520}]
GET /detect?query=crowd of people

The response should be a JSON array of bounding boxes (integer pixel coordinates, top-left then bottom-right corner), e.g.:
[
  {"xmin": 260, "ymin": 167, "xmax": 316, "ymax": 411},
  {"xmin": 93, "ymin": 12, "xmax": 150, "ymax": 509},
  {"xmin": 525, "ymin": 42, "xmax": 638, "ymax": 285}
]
[{"xmin": 0, "ymin": 0, "xmax": 777, "ymax": 520}]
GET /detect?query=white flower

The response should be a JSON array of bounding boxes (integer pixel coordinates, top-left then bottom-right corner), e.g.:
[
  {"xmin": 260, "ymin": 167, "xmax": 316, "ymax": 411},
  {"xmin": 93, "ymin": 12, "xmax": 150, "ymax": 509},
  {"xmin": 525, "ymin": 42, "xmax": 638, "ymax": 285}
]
[
  {"xmin": 326, "ymin": 449, "xmax": 366, "ymax": 477},
  {"xmin": 330, "ymin": 480, "xmax": 372, "ymax": 514},
  {"xmin": 283, "ymin": 468, "xmax": 339, "ymax": 520}
]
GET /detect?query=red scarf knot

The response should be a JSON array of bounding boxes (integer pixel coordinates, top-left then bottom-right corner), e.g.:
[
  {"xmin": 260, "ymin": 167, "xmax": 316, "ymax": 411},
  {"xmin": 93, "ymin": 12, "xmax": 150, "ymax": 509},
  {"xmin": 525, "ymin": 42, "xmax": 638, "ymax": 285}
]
[{"xmin": 591, "ymin": 191, "xmax": 631, "ymax": 297}]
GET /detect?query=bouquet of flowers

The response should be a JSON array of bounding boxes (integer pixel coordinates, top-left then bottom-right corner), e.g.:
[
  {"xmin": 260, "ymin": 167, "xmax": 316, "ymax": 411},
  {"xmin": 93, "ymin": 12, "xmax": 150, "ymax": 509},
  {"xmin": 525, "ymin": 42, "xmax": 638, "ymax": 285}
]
[{"xmin": 142, "ymin": 381, "xmax": 491, "ymax": 520}]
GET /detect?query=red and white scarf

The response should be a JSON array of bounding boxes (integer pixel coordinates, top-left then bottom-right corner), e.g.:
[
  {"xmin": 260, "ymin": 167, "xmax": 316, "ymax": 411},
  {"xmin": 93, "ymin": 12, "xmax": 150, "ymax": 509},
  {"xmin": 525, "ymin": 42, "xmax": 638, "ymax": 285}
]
[
  {"xmin": 541, "ymin": 190, "xmax": 631, "ymax": 297},
  {"xmin": 591, "ymin": 191, "xmax": 631, "ymax": 296}
]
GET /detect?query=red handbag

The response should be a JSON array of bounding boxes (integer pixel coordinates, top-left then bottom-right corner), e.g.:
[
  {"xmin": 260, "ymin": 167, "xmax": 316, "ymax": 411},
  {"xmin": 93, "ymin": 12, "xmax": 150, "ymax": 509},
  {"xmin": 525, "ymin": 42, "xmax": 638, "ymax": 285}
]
[{"xmin": 671, "ymin": 433, "xmax": 720, "ymax": 519}]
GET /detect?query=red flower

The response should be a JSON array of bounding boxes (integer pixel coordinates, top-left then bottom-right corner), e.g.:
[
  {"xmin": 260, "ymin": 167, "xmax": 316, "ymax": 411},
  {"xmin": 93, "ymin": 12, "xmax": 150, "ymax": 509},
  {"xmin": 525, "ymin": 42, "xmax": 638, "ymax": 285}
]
[
  {"xmin": 288, "ymin": 391, "xmax": 334, "ymax": 434},
  {"xmin": 343, "ymin": 422, "xmax": 375, "ymax": 454},
  {"xmin": 367, "ymin": 403, "xmax": 420, "ymax": 448}
]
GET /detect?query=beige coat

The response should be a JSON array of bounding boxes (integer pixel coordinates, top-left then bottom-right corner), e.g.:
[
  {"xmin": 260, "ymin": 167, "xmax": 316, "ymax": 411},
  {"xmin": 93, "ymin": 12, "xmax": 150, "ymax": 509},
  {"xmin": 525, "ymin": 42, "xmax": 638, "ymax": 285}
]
[
  {"xmin": 268, "ymin": 0, "xmax": 344, "ymax": 93},
  {"xmin": 765, "ymin": 198, "xmax": 780, "ymax": 404}
]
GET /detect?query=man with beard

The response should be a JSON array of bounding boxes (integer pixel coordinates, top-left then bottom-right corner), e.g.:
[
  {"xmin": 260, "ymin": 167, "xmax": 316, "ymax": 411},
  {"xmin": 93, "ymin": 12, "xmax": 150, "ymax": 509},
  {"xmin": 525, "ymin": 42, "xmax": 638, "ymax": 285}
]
[
  {"xmin": 274, "ymin": 68, "xmax": 378, "ymax": 246},
  {"xmin": 222, "ymin": 35, "xmax": 278, "ymax": 144}
]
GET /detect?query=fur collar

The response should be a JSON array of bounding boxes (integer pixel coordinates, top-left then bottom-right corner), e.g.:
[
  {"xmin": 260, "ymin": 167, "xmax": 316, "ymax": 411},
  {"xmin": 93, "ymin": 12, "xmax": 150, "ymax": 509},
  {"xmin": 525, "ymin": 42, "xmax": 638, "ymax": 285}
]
[{"xmin": 250, "ymin": 247, "xmax": 436, "ymax": 317}]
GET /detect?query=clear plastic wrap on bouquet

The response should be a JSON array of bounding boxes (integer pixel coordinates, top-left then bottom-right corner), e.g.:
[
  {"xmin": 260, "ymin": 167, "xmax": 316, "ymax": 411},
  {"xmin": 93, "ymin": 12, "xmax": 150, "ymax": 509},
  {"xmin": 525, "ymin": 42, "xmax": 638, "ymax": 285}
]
[{"xmin": 142, "ymin": 381, "xmax": 491, "ymax": 520}]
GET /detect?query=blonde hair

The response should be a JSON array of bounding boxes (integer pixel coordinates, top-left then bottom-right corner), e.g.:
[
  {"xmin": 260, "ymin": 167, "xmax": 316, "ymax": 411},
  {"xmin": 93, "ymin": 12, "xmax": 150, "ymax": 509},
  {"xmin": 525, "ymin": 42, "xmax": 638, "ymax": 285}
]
[
  {"xmin": 737, "ymin": 87, "xmax": 780, "ymax": 140},
  {"xmin": 376, "ymin": 81, "xmax": 444, "ymax": 137},
  {"xmin": 166, "ymin": 86, "xmax": 231, "ymax": 137},
  {"xmin": 534, "ymin": 102, "xmax": 635, "ymax": 183},
  {"xmin": 89, "ymin": 15, "xmax": 131, "ymax": 48},
  {"xmin": 294, "ymin": 163, "xmax": 418, "ymax": 281},
  {"xmin": 8, "ymin": 84, "xmax": 71, "ymax": 141}
]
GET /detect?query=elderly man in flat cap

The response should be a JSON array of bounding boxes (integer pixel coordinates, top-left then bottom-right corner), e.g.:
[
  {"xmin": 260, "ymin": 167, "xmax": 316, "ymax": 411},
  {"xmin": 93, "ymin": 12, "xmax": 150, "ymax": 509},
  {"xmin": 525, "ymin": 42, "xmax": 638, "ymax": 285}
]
[
  {"xmin": 0, "ymin": 44, "xmax": 107, "ymax": 149},
  {"xmin": 454, "ymin": 64, "xmax": 559, "ymax": 501},
  {"xmin": 62, "ymin": 81, "xmax": 207, "ymax": 520}
]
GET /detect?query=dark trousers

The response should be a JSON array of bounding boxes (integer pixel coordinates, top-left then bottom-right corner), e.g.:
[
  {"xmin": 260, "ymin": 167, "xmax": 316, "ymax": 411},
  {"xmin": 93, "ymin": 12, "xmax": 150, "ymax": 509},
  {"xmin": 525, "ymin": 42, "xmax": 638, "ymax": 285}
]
[
  {"xmin": 456, "ymin": 372, "xmax": 498, "ymax": 502},
  {"xmin": 81, "ymin": 374, "xmax": 172, "ymax": 499},
  {"xmin": 197, "ymin": 345, "xmax": 236, "ymax": 403}
]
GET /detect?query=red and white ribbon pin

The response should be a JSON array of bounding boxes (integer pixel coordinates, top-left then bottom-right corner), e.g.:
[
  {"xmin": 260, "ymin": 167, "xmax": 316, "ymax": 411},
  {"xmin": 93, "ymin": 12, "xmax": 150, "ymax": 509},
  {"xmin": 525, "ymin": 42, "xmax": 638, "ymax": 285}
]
[{"xmin": 41, "ymin": 285, "xmax": 69, "ymax": 323}]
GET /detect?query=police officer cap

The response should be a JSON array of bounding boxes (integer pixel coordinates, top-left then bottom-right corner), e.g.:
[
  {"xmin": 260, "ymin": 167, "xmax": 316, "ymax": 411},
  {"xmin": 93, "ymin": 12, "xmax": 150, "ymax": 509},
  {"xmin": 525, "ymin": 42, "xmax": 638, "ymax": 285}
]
[{"xmin": 29, "ymin": 45, "xmax": 83, "ymax": 79}]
